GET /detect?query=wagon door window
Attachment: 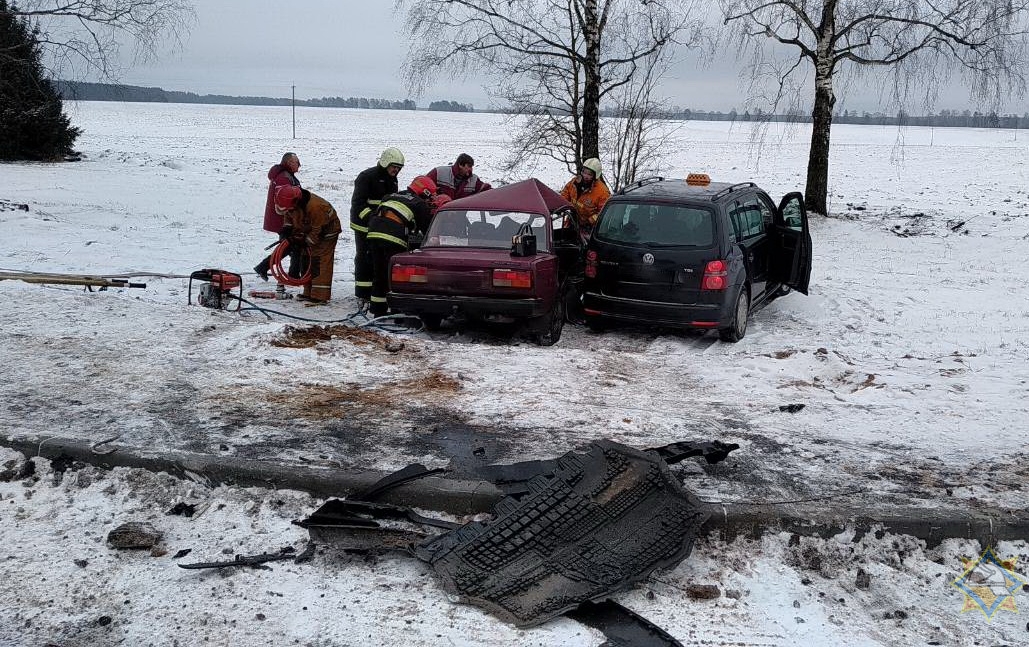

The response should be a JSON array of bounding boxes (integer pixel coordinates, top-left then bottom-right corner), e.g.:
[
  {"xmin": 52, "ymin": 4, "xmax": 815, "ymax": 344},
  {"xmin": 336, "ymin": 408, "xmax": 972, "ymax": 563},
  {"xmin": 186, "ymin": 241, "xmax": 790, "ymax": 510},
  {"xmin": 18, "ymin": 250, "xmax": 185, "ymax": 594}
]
[{"xmin": 730, "ymin": 197, "xmax": 766, "ymax": 240}]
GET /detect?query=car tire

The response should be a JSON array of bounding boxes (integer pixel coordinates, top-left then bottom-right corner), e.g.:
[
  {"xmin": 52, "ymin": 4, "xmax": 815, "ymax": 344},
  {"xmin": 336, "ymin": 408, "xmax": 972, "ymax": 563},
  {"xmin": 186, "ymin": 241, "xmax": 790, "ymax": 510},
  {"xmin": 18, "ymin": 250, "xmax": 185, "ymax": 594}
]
[
  {"xmin": 532, "ymin": 287, "xmax": 566, "ymax": 346},
  {"xmin": 719, "ymin": 286, "xmax": 749, "ymax": 343},
  {"xmin": 584, "ymin": 315, "xmax": 606, "ymax": 333},
  {"xmin": 419, "ymin": 313, "xmax": 443, "ymax": 331}
]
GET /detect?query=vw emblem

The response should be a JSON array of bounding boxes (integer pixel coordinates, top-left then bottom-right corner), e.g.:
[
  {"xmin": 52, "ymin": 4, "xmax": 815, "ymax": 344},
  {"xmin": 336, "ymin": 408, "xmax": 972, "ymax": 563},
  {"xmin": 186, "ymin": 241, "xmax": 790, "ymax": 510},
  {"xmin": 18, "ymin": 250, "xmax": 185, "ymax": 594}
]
[{"xmin": 642, "ymin": 253, "xmax": 655, "ymax": 265}]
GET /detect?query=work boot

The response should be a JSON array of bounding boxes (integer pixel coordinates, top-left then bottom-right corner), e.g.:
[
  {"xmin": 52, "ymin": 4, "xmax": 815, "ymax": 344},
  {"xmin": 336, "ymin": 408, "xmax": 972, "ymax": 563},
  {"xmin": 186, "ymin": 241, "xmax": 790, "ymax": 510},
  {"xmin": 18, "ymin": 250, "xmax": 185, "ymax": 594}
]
[{"xmin": 253, "ymin": 259, "xmax": 270, "ymax": 282}]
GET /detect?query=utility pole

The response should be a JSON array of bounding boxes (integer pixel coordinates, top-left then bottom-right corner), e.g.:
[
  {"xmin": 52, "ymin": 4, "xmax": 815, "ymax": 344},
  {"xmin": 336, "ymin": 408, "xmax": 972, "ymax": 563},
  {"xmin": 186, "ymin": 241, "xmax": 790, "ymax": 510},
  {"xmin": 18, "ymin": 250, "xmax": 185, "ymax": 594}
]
[{"xmin": 292, "ymin": 85, "xmax": 296, "ymax": 139}]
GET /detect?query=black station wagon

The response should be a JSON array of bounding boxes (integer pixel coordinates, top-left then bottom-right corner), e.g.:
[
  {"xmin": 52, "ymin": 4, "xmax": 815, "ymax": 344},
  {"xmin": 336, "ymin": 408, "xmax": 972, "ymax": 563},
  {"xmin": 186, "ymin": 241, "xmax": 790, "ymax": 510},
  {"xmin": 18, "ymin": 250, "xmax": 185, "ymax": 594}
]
[{"xmin": 581, "ymin": 175, "xmax": 812, "ymax": 342}]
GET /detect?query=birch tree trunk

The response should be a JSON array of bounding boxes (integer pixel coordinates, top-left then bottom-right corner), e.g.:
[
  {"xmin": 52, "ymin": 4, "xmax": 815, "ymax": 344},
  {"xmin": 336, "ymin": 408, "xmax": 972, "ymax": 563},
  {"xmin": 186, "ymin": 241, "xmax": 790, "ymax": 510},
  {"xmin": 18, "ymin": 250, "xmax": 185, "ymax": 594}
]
[{"xmin": 805, "ymin": 0, "xmax": 837, "ymax": 216}]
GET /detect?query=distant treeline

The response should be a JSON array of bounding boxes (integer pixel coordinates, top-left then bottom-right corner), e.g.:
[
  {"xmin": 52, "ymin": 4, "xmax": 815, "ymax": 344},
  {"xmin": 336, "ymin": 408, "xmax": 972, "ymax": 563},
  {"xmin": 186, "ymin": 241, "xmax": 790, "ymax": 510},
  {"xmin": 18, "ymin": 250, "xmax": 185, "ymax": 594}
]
[
  {"xmin": 55, "ymin": 81, "xmax": 1027, "ymax": 128},
  {"xmin": 55, "ymin": 81, "xmax": 421, "ymax": 111},
  {"xmin": 428, "ymin": 100, "xmax": 474, "ymax": 112},
  {"xmin": 656, "ymin": 107, "xmax": 1029, "ymax": 129}
]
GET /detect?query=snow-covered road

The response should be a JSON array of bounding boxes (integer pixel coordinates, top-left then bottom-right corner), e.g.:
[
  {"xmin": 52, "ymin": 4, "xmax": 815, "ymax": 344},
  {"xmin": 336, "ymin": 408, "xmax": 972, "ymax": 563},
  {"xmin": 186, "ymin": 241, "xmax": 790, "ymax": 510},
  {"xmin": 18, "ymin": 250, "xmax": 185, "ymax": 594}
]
[{"xmin": 2, "ymin": 102, "xmax": 1028, "ymax": 645}]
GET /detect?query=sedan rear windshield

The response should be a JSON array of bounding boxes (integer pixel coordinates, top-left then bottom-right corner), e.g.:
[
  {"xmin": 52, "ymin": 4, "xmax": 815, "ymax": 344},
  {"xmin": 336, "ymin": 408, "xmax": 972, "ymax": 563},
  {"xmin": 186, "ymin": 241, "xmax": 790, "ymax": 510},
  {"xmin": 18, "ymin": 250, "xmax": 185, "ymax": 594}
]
[
  {"xmin": 423, "ymin": 209, "xmax": 550, "ymax": 251},
  {"xmin": 596, "ymin": 202, "xmax": 715, "ymax": 247}
]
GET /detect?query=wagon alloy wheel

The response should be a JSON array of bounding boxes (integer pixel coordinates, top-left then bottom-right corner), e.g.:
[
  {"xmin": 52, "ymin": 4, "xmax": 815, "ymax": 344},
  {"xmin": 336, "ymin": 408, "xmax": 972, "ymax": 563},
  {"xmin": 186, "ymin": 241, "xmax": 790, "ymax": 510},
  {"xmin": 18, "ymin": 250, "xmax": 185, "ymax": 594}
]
[
  {"xmin": 719, "ymin": 287, "xmax": 749, "ymax": 343},
  {"xmin": 533, "ymin": 285, "xmax": 566, "ymax": 346}
]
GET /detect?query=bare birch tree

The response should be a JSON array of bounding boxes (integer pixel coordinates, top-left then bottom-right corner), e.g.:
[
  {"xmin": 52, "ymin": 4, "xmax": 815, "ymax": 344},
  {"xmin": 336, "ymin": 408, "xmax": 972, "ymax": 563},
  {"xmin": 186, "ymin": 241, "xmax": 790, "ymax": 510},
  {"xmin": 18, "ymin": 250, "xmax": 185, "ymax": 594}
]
[
  {"xmin": 603, "ymin": 50, "xmax": 679, "ymax": 190},
  {"xmin": 3, "ymin": 0, "xmax": 194, "ymax": 80},
  {"xmin": 398, "ymin": 0, "xmax": 702, "ymax": 181},
  {"xmin": 719, "ymin": 0, "xmax": 1029, "ymax": 215}
]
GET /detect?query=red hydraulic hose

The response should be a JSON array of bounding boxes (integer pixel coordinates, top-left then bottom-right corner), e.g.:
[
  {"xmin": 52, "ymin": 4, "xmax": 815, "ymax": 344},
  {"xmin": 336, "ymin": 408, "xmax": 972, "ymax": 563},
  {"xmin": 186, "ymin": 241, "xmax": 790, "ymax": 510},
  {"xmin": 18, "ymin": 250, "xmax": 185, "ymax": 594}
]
[{"xmin": 269, "ymin": 239, "xmax": 311, "ymax": 286}]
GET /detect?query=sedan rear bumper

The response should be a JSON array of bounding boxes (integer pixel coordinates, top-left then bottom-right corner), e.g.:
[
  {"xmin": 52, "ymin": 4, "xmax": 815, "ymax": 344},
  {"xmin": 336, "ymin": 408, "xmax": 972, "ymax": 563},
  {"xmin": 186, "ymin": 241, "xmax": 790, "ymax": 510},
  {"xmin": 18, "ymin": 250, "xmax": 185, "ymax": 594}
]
[
  {"xmin": 388, "ymin": 293, "xmax": 549, "ymax": 319},
  {"xmin": 582, "ymin": 291, "xmax": 728, "ymax": 328}
]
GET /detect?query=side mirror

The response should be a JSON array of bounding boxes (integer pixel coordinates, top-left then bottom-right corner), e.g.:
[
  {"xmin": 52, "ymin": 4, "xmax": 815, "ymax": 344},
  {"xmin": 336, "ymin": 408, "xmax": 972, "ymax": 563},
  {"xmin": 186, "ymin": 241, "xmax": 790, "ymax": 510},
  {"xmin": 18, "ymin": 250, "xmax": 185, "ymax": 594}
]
[
  {"xmin": 511, "ymin": 233, "xmax": 537, "ymax": 257},
  {"xmin": 407, "ymin": 232, "xmax": 424, "ymax": 250}
]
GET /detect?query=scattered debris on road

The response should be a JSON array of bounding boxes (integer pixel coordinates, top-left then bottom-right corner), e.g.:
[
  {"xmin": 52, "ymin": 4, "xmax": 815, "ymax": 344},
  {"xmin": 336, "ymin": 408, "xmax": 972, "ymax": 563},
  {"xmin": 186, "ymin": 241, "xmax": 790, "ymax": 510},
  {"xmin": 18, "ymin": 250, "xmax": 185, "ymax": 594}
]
[
  {"xmin": 178, "ymin": 544, "xmax": 315, "ymax": 570},
  {"xmin": 287, "ymin": 439, "xmax": 730, "ymax": 629}
]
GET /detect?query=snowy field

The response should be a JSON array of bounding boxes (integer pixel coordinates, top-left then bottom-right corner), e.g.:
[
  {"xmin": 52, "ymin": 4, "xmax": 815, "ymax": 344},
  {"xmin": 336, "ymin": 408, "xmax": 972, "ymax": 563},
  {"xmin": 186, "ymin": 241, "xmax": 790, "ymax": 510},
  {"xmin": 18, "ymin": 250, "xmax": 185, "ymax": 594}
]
[{"xmin": 1, "ymin": 102, "xmax": 1028, "ymax": 645}]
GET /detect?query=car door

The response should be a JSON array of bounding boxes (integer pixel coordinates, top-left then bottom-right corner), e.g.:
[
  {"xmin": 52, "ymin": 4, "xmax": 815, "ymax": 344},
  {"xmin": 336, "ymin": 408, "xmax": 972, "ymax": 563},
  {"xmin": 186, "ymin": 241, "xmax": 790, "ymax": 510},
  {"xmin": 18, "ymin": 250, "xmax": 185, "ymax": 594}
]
[
  {"xmin": 728, "ymin": 194, "xmax": 771, "ymax": 300},
  {"xmin": 774, "ymin": 192, "xmax": 812, "ymax": 294}
]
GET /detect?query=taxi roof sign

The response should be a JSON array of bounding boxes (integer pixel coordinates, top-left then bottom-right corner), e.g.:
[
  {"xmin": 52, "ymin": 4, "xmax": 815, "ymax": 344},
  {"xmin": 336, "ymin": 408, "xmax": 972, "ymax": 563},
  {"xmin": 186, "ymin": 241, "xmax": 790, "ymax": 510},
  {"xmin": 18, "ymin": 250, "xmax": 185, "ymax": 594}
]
[{"xmin": 685, "ymin": 173, "xmax": 711, "ymax": 186}]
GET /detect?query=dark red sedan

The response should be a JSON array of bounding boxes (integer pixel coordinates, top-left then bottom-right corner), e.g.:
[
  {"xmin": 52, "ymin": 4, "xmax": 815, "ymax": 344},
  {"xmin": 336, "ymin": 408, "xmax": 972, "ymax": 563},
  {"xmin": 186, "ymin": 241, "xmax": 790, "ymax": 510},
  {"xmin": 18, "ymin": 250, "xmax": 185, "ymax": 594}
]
[{"xmin": 387, "ymin": 179, "xmax": 581, "ymax": 345}]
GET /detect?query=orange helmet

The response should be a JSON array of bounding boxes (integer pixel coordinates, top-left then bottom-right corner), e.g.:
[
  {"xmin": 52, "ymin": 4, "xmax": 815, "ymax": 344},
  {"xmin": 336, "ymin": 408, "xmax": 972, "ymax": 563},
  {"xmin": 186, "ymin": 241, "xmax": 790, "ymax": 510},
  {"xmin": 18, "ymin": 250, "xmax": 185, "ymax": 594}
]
[
  {"xmin": 274, "ymin": 185, "xmax": 302, "ymax": 210},
  {"xmin": 409, "ymin": 175, "xmax": 437, "ymax": 198}
]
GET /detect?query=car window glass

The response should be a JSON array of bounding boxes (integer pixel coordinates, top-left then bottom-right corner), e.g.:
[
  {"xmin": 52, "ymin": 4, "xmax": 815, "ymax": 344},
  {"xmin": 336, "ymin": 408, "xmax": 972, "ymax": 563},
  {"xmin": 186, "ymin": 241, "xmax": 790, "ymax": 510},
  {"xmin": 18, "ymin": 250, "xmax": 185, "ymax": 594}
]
[
  {"xmin": 423, "ymin": 210, "xmax": 549, "ymax": 251},
  {"xmin": 781, "ymin": 197, "xmax": 804, "ymax": 231},
  {"xmin": 731, "ymin": 197, "xmax": 765, "ymax": 240},
  {"xmin": 596, "ymin": 202, "xmax": 715, "ymax": 247}
]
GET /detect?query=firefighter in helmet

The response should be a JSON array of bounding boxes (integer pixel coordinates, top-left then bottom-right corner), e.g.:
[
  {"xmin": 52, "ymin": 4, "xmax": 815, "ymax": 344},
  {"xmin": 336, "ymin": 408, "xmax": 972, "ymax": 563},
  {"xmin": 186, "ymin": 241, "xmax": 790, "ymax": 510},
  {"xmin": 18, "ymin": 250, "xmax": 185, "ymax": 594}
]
[
  {"xmin": 274, "ymin": 185, "xmax": 342, "ymax": 303},
  {"xmin": 560, "ymin": 157, "xmax": 610, "ymax": 237},
  {"xmin": 366, "ymin": 176, "xmax": 437, "ymax": 317},
  {"xmin": 351, "ymin": 147, "xmax": 404, "ymax": 306}
]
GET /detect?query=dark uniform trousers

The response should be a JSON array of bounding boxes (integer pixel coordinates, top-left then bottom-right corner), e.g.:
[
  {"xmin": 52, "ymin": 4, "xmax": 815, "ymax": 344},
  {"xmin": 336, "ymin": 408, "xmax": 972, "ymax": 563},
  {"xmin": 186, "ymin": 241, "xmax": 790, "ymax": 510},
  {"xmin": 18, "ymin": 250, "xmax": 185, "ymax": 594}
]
[
  {"xmin": 366, "ymin": 191, "xmax": 428, "ymax": 317},
  {"xmin": 353, "ymin": 231, "xmax": 372, "ymax": 299},
  {"xmin": 351, "ymin": 166, "xmax": 397, "ymax": 300},
  {"xmin": 369, "ymin": 238, "xmax": 406, "ymax": 317}
]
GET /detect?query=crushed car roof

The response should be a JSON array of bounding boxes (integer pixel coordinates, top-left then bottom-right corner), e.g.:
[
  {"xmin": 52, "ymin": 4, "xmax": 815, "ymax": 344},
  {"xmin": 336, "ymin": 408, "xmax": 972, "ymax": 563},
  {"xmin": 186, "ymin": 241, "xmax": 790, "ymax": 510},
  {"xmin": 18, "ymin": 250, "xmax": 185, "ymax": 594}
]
[{"xmin": 442, "ymin": 178, "xmax": 571, "ymax": 215}]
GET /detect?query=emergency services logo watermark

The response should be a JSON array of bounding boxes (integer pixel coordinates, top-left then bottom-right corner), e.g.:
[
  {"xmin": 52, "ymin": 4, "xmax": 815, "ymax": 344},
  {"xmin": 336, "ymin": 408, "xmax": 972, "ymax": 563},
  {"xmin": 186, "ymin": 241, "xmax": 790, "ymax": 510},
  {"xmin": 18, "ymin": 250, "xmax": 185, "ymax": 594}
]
[{"xmin": 951, "ymin": 547, "xmax": 1027, "ymax": 620}]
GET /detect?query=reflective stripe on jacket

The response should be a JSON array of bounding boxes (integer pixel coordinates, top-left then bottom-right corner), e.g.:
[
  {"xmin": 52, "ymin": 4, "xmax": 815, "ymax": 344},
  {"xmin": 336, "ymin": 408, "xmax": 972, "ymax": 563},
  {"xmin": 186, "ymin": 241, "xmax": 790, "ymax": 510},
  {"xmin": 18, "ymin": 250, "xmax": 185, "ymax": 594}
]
[
  {"xmin": 366, "ymin": 190, "xmax": 431, "ymax": 249},
  {"xmin": 351, "ymin": 165, "xmax": 399, "ymax": 232}
]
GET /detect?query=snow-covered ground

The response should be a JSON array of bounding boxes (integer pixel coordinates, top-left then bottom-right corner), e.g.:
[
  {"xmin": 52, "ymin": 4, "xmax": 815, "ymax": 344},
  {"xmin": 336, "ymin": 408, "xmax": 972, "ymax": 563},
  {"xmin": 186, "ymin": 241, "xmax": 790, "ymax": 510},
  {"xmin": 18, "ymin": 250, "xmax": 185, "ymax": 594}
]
[{"xmin": 2, "ymin": 102, "xmax": 1028, "ymax": 645}]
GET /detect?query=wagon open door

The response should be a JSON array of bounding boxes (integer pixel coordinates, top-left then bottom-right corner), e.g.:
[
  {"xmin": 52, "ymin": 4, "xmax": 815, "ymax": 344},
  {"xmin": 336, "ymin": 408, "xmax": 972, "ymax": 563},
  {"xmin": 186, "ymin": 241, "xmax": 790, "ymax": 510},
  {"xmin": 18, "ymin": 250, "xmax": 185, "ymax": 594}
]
[{"xmin": 774, "ymin": 192, "xmax": 812, "ymax": 295}]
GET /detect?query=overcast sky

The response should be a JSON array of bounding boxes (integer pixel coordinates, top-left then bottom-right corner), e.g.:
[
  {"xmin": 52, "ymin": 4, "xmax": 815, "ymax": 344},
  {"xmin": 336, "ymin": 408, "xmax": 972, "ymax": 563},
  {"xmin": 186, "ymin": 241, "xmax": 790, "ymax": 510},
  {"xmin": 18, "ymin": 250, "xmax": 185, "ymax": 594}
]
[{"xmin": 107, "ymin": 0, "xmax": 1009, "ymax": 114}]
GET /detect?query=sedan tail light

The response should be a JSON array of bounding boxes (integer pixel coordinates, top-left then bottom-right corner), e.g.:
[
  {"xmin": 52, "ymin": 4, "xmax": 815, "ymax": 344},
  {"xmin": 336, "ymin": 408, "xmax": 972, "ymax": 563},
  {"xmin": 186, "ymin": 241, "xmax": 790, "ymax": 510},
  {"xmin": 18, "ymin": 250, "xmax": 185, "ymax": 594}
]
[
  {"xmin": 700, "ymin": 259, "xmax": 728, "ymax": 291},
  {"xmin": 392, "ymin": 264, "xmax": 428, "ymax": 283},
  {"xmin": 493, "ymin": 269, "xmax": 532, "ymax": 288}
]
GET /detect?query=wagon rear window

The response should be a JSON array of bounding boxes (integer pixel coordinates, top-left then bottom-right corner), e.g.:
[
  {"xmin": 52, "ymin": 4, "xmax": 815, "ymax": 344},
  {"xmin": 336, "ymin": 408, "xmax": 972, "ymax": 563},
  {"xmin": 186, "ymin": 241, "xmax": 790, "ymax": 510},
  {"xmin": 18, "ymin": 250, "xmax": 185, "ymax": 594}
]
[{"xmin": 596, "ymin": 203, "xmax": 715, "ymax": 247}]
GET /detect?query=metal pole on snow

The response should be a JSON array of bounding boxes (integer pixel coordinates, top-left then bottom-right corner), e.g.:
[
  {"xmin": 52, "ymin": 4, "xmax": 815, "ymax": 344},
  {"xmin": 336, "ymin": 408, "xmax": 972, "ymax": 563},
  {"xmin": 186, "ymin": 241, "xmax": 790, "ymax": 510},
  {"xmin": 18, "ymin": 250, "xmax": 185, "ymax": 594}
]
[{"xmin": 292, "ymin": 85, "xmax": 296, "ymax": 139}]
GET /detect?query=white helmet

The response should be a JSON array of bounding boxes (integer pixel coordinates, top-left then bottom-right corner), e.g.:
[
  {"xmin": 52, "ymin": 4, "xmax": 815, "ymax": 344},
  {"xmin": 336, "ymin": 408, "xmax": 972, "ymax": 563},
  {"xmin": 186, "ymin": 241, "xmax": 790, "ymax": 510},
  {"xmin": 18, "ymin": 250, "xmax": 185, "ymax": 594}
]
[
  {"xmin": 582, "ymin": 158, "xmax": 602, "ymax": 178},
  {"xmin": 378, "ymin": 147, "xmax": 405, "ymax": 168}
]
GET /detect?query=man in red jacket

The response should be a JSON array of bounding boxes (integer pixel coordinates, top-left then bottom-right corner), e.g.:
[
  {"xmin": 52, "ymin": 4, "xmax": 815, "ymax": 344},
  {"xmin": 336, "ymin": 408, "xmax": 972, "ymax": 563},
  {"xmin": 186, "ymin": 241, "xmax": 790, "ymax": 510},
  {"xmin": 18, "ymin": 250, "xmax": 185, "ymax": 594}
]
[
  {"xmin": 426, "ymin": 153, "xmax": 491, "ymax": 200},
  {"xmin": 254, "ymin": 152, "xmax": 302, "ymax": 281}
]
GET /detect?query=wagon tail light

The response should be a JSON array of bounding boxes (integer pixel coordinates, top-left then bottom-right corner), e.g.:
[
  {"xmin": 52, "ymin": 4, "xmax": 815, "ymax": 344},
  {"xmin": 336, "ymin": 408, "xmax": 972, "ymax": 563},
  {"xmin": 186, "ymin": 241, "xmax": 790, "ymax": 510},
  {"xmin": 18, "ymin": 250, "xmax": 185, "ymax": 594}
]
[
  {"xmin": 585, "ymin": 250, "xmax": 598, "ymax": 278},
  {"xmin": 701, "ymin": 260, "xmax": 728, "ymax": 290},
  {"xmin": 492, "ymin": 269, "xmax": 532, "ymax": 288},
  {"xmin": 391, "ymin": 264, "xmax": 428, "ymax": 283}
]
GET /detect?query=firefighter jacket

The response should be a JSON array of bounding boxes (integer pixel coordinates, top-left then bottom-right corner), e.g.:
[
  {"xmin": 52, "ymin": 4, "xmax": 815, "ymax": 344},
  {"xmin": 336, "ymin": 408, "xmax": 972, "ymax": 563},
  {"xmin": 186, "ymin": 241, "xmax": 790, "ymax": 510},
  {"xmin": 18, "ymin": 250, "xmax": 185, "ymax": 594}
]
[
  {"xmin": 284, "ymin": 190, "xmax": 342, "ymax": 255},
  {"xmin": 263, "ymin": 164, "xmax": 301, "ymax": 233},
  {"xmin": 366, "ymin": 189, "xmax": 432, "ymax": 249},
  {"xmin": 350, "ymin": 165, "xmax": 399, "ymax": 234},
  {"xmin": 427, "ymin": 164, "xmax": 491, "ymax": 200},
  {"xmin": 560, "ymin": 177, "xmax": 611, "ymax": 228}
]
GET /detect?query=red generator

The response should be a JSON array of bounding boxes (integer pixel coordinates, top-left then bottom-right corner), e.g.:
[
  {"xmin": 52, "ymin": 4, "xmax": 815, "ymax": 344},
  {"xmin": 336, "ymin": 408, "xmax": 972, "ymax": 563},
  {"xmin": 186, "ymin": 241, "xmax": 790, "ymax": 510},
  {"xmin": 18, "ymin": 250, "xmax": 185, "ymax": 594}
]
[{"xmin": 188, "ymin": 269, "xmax": 242, "ymax": 311}]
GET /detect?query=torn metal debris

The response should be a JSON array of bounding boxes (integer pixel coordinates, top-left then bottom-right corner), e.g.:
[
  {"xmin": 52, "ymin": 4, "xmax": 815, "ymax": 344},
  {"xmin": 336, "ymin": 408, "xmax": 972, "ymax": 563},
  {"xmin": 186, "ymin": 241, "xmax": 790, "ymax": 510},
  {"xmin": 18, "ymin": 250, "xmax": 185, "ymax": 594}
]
[
  {"xmin": 293, "ymin": 499, "xmax": 459, "ymax": 551},
  {"xmin": 414, "ymin": 440, "xmax": 710, "ymax": 626},
  {"xmin": 296, "ymin": 439, "xmax": 735, "ymax": 632},
  {"xmin": 566, "ymin": 599, "xmax": 683, "ymax": 647},
  {"xmin": 178, "ymin": 544, "xmax": 314, "ymax": 570}
]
